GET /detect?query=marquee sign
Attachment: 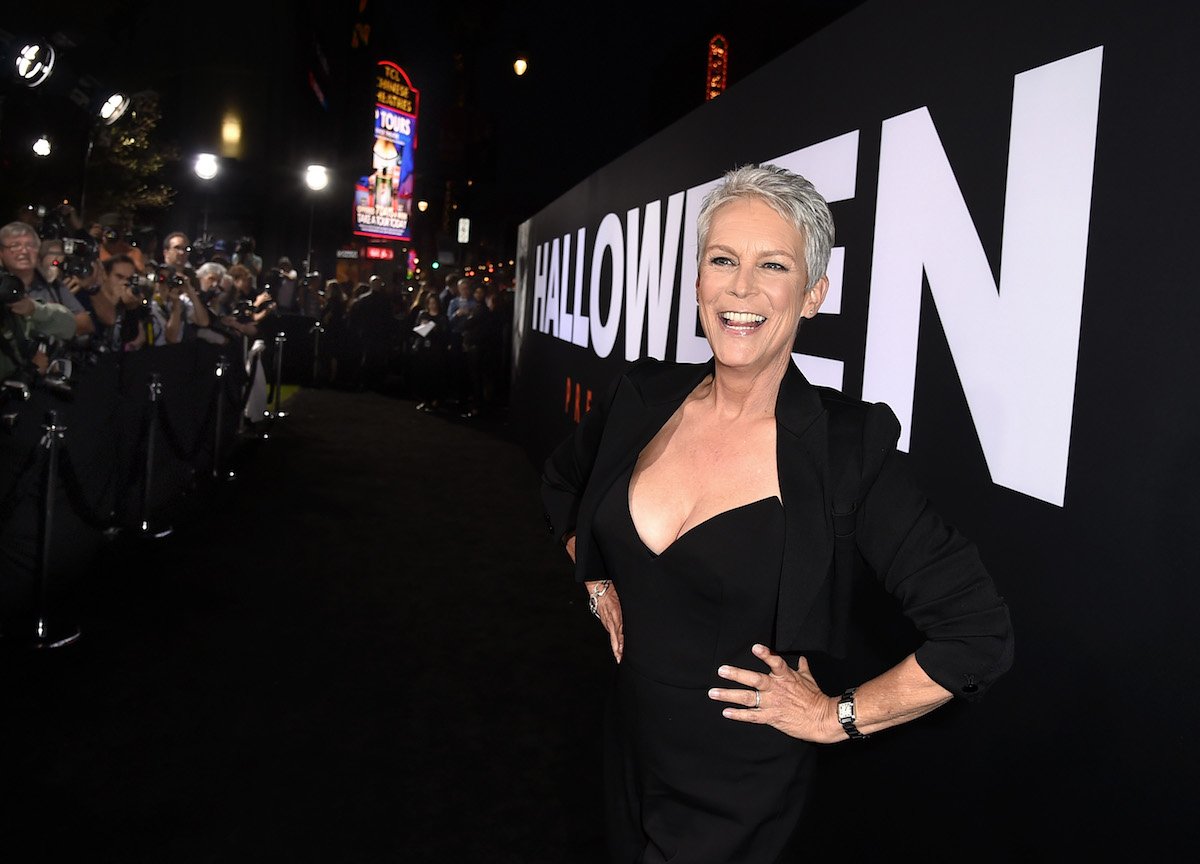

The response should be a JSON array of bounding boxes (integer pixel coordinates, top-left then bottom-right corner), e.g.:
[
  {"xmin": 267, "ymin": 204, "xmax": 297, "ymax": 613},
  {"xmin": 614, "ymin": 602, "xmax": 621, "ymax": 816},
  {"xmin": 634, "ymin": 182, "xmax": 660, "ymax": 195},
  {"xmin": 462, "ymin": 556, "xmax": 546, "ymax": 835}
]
[{"xmin": 354, "ymin": 61, "xmax": 418, "ymax": 242}]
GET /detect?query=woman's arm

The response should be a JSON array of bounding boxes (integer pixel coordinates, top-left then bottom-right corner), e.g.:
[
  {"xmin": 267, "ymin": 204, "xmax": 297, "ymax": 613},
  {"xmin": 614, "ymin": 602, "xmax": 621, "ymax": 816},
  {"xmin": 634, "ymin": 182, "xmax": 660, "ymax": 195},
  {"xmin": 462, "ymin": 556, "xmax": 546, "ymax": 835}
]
[{"xmin": 711, "ymin": 400, "xmax": 1012, "ymax": 741}]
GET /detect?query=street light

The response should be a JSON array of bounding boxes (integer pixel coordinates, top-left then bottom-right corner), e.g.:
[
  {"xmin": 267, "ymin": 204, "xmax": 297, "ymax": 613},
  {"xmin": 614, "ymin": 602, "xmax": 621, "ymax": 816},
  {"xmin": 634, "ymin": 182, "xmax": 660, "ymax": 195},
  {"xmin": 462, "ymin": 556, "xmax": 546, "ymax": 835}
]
[
  {"xmin": 15, "ymin": 42, "xmax": 55, "ymax": 88},
  {"xmin": 195, "ymin": 153, "xmax": 219, "ymax": 180},
  {"xmin": 305, "ymin": 164, "xmax": 329, "ymax": 191},
  {"xmin": 194, "ymin": 154, "xmax": 219, "ymax": 236},
  {"xmin": 32, "ymin": 135, "xmax": 51, "ymax": 157},
  {"xmin": 304, "ymin": 164, "xmax": 328, "ymax": 273},
  {"xmin": 99, "ymin": 93, "xmax": 130, "ymax": 125}
]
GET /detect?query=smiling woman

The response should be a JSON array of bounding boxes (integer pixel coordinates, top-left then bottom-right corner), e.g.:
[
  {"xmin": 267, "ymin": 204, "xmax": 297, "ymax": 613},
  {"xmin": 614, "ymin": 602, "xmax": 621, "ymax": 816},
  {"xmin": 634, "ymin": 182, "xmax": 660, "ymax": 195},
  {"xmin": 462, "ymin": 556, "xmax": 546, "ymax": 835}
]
[{"xmin": 540, "ymin": 163, "xmax": 1014, "ymax": 862}]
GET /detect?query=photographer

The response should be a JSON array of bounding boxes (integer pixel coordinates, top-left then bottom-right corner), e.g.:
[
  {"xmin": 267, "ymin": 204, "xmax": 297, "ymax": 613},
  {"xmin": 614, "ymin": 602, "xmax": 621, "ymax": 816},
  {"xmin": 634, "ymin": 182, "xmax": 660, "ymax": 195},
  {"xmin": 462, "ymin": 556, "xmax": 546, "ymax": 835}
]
[
  {"xmin": 221, "ymin": 264, "xmax": 274, "ymax": 334},
  {"xmin": 264, "ymin": 257, "xmax": 299, "ymax": 313},
  {"xmin": 85, "ymin": 254, "xmax": 145, "ymax": 353},
  {"xmin": 1, "ymin": 239, "xmax": 76, "ymax": 385},
  {"xmin": 142, "ymin": 232, "xmax": 210, "ymax": 345},
  {"xmin": 1, "ymin": 223, "xmax": 80, "ymax": 379},
  {"xmin": 231, "ymin": 236, "xmax": 262, "ymax": 279},
  {"xmin": 97, "ymin": 219, "xmax": 147, "ymax": 274},
  {"xmin": 35, "ymin": 237, "xmax": 100, "ymax": 339},
  {"xmin": 194, "ymin": 261, "xmax": 256, "ymax": 344}
]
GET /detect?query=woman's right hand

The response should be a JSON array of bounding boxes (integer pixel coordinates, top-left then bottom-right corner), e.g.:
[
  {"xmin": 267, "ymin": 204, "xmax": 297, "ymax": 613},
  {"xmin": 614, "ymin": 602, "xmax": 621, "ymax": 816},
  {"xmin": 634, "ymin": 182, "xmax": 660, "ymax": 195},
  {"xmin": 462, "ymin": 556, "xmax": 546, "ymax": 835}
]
[{"xmin": 585, "ymin": 579, "xmax": 624, "ymax": 663}]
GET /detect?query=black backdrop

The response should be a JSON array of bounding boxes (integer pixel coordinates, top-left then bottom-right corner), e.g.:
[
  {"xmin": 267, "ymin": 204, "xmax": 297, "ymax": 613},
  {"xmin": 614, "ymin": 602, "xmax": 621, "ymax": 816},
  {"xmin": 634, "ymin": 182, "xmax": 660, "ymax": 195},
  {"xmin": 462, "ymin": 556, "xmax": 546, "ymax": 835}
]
[{"xmin": 508, "ymin": 0, "xmax": 1199, "ymax": 855}]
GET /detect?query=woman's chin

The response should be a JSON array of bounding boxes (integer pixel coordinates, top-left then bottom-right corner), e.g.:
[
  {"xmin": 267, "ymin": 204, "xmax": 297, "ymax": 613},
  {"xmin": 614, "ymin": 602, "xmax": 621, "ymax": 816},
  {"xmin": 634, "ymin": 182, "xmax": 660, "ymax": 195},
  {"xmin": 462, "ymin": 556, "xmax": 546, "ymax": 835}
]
[{"xmin": 710, "ymin": 344, "xmax": 789, "ymax": 373}]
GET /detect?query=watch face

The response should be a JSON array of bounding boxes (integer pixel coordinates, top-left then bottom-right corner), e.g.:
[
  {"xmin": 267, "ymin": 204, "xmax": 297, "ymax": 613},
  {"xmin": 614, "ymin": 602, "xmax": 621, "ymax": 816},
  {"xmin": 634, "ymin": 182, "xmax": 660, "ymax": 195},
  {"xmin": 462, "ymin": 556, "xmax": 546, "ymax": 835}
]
[{"xmin": 837, "ymin": 699, "xmax": 854, "ymax": 723}]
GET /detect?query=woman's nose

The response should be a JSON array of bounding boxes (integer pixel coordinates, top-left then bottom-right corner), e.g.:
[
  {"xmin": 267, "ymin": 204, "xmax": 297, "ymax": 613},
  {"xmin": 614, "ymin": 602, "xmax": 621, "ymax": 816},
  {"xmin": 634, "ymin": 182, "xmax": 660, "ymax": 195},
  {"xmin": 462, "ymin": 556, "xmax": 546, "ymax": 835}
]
[{"xmin": 728, "ymin": 268, "xmax": 757, "ymax": 298}]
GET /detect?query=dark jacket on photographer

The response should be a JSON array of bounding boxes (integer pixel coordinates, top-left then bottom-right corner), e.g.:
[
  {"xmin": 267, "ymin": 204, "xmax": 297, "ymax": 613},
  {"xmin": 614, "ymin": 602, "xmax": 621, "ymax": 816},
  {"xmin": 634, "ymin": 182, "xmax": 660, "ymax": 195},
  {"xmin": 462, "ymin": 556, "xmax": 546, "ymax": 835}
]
[
  {"xmin": 1, "ymin": 299, "xmax": 76, "ymax": 382},
  {"xmin": 27, "ymin": 270, "xmax": 86, "ymax": 317}
]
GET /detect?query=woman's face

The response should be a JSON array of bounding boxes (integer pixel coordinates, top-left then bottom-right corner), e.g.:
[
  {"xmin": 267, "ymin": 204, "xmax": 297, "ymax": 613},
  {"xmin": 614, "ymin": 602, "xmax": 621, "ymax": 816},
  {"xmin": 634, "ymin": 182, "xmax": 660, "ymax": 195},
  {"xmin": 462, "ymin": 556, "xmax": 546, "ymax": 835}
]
[{"xmin": 696, "ymin": 198, "xmax": 827, "ymax": 376}]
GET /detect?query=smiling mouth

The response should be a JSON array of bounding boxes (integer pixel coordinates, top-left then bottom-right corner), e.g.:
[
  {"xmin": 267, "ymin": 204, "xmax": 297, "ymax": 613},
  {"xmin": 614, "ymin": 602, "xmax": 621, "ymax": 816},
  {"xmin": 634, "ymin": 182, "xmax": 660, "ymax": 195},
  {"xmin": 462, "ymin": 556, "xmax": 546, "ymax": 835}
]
[{"xmin": 719, "ymin": 311, "xmax": 766, "ymax": 333}]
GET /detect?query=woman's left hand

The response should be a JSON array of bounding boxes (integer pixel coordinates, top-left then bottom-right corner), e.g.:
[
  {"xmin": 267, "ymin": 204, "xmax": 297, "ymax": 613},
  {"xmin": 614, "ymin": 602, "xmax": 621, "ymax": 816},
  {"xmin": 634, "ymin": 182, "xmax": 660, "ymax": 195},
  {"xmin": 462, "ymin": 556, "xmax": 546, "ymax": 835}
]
[{"xmin": 708, "ymin": 643, "xmax": 839, "ymax": 743}]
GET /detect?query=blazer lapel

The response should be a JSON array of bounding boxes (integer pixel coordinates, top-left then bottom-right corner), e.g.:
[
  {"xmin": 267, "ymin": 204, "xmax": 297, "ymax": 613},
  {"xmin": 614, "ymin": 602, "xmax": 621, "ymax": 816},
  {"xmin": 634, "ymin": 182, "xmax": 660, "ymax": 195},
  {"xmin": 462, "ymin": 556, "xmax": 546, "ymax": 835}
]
[
  {"xmin": 773, "ymin": 361, "xmax": 835, "ymax": 651},
  {"xmin": 574, "ymin": 359, "xmax": 714, "ymax": 583}
]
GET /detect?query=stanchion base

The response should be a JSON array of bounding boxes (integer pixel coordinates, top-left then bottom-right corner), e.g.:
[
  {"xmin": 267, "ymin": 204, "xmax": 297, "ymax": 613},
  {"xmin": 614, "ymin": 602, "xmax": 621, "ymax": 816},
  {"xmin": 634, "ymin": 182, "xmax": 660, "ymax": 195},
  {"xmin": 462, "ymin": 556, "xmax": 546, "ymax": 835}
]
[{"xmin": 31, "ymin": 620, "xmax": 82, "ymax": 649}]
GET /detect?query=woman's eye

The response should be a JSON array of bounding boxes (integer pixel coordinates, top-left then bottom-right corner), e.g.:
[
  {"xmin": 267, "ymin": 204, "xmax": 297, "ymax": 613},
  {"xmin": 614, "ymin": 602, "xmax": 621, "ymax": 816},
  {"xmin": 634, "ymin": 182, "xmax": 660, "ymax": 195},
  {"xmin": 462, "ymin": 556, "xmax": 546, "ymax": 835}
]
[
  {"xmin": 709, "ymin": 255, "xmax": 735, "ymax": 267},
  {"xmin": 762, "ymin": 261, "xmax": 787, "ymax": 272}
]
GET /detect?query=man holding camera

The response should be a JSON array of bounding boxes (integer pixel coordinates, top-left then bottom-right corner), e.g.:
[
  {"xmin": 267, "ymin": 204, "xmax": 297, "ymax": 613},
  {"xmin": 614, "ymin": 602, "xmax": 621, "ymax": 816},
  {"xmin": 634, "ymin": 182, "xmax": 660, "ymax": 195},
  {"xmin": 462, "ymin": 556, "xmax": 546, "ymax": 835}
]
[
  {"xmin": 87, "ymin": 254, "xmax": 144, "ymax": 352},
  {"xmin": 1, "ymin": 222, "xmax": 77, "ymax": 383},
  {"xmin": 231, "ymin": 236, "xmax": 263, "ymax": 279},
  {"xmin": 97, "ymin": 218, "xmax": 147, "ymax": 274},
  {"xmin": 144, "ymin": 231, "xmax": 210, "ymax": 345},
  {"xmin": 34, "ymin": 237, "xmax": 99, "ymax": 339}
]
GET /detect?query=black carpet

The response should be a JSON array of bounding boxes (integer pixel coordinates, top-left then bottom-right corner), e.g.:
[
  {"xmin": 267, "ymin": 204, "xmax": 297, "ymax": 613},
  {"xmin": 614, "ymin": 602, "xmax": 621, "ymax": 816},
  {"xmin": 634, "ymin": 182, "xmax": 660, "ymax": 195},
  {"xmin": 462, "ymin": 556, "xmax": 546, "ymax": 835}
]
[{"xmin": 2, "ymin": 387, "xmax": 613, "ymax": 863}]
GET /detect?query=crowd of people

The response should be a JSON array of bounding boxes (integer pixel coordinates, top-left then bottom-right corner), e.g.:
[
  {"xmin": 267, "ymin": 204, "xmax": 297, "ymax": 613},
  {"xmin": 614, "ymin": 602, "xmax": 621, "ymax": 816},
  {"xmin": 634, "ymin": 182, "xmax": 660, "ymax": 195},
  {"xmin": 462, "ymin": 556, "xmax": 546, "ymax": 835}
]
[{"xmin": 1, "ymin": 201, "xmax": 515, "ymax": 421}]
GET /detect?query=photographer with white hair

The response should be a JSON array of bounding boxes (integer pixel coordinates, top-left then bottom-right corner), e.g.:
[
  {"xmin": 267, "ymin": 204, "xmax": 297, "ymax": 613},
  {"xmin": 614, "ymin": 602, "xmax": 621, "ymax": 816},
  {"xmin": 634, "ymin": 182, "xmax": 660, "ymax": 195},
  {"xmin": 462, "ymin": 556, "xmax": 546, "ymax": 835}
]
[{"xmin": 1, "ymin": 222, "xmax": 77, "ymax": 384}]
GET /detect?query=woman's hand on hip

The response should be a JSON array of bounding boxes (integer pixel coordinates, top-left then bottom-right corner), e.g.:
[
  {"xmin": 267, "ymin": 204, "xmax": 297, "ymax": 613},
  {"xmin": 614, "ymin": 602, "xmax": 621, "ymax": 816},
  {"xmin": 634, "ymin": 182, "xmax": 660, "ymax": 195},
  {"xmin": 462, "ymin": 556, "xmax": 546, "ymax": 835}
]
[{"xmin": 707, "ymin": 643, "xmax": 839, "ymax": 742}]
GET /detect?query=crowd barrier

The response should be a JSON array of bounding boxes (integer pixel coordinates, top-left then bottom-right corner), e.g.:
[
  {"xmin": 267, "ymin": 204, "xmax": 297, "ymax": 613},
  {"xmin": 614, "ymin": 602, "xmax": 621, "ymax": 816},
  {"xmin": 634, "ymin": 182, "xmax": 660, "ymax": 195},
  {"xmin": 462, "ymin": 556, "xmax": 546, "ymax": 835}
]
[{"xmin": 0, "ymin": 335, "xmax": 277, "ymax": 647}]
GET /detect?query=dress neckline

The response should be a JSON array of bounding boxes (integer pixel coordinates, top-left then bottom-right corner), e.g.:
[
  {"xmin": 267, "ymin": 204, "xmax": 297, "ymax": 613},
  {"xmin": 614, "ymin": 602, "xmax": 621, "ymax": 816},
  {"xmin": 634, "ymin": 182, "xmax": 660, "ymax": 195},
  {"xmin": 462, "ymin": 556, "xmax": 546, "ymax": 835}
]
[{"xmin": 627, "ymin": 490, "xmax": 781, "ymax": 559}]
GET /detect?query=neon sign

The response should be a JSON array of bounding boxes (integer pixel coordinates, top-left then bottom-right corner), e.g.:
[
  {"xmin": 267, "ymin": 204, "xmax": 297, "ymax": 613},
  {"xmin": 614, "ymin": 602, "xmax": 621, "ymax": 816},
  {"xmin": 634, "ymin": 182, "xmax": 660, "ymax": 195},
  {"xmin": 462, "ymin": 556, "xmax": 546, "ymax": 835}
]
[{"xmin": 354, "ymin": 61, "xmax": 418, "ymax": 241}]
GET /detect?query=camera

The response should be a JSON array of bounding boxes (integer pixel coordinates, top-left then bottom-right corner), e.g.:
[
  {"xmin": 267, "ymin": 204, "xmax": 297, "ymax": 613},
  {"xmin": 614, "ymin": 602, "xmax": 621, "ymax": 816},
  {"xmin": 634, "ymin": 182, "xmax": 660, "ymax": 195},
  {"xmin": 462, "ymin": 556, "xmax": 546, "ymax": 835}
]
[
  {"xmin": 189, "ymin": 237, "xmax": 214, "ymax": 268},
  {"xmin": 125, "ymin": 273, "xmax": 155, "ymax": 296},
  {"xmin": 147, "ymin": 262, "xmax": 189, "ymax": 292},
  {"xmin": 2, "ymin": 267, "xmax": 26, "ymax": 304},
  {"xmin": 38, "ymin": 203, "xmax": 78, "ymax": 241},
  {"xmin": 57, "ymin": 237, "xmax": 100, "ymax": 279}
]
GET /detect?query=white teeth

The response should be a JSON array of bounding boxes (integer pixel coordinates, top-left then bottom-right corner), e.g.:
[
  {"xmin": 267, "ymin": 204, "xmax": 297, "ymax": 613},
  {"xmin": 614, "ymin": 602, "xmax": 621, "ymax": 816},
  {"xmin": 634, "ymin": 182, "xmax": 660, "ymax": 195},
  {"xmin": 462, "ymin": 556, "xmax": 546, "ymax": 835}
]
[{"xmin": 720, "ymin": 311, "xmax": 766, "ymax": 324}]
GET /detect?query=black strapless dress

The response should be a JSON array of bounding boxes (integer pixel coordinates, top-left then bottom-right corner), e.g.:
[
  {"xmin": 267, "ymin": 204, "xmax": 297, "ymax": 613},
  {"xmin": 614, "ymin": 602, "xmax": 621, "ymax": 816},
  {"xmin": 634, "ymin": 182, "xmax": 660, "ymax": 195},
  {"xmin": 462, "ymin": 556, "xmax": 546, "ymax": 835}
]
[{"xmin": 593, "ymin": 464, "xmax": 816, "ymax": 863}]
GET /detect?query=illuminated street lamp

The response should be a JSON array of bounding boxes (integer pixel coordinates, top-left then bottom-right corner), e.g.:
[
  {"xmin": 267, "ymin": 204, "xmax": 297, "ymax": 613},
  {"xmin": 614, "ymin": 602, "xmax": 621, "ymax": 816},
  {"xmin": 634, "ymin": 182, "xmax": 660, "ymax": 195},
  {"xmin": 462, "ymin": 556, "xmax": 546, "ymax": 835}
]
[
  {"xmin": 194, "ymin": 154, "xmax": 219, "ymax": 235},
  {"xmin": 304, "ymin": 165, "xmax": 329, "ymax": 272},
  {"xmin": 15, "ymin": 42, "xmax": 55, "ymax": 88},
  {"xmin": 194, "ymin": 153, "xmax": 219, "ymax": 180},
  {"xmin": 513, "ymin": 55, "xmax": 528, "ymax": 76},
  {"xmin": 305, "ymin": 164, "xmax": 329, "ymax": 191},
  {"xmin": 32, "ymin": 135, "xmax": 51, "ymax": 157},
  {"xmin": 99, "ymin": 93, "xmax": 130, "ymax": 125}
]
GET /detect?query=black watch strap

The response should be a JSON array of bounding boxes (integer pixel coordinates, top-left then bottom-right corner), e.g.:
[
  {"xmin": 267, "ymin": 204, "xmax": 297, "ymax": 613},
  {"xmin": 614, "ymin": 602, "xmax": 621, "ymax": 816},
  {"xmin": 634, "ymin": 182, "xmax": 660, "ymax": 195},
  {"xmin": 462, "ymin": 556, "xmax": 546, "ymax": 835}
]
[{"xmin": 837, "ymin": 687, "xmax": 868, "ymax": 739}]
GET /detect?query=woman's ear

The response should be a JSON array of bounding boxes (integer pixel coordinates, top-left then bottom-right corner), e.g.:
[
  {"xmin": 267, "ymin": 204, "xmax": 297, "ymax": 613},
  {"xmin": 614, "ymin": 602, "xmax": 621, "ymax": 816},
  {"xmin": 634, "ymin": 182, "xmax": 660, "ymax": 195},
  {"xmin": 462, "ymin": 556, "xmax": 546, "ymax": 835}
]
[{"xmin": 805, "ymin": 274, "xmax": 830, "ymax": 318}]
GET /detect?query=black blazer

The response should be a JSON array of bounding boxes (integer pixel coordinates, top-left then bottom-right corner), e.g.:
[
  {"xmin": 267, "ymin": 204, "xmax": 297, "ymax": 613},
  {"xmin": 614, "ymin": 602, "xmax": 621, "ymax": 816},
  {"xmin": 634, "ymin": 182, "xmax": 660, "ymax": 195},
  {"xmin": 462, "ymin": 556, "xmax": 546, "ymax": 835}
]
[{"xmin": 541, "ymin": 357, "xmax": 1013, "ymax": 702}]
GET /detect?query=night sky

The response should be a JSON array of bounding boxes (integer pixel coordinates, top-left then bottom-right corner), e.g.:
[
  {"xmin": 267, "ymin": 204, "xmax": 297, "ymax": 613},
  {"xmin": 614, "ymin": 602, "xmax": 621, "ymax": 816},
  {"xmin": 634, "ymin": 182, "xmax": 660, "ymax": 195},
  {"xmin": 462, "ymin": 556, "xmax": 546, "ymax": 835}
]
[{"xmin": 1, "ymin": 0, "xmax": 865, "ymax": 262}]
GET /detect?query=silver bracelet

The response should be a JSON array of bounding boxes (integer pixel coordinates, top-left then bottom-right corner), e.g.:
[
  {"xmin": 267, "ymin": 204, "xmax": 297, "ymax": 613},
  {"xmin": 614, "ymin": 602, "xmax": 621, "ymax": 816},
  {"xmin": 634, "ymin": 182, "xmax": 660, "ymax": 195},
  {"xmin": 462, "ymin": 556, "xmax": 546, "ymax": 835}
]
[{"xmin": 588, "ymin": 580, "xmax": 611, "ymax": 618}]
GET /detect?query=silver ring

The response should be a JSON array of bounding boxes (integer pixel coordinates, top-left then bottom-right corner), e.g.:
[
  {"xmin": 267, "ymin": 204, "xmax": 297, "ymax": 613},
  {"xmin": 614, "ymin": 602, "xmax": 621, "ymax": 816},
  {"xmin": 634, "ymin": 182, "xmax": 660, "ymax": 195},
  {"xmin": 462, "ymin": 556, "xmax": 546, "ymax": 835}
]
[{"xmin": 753, "ymin": 689, "xmax": 761, "ymax": 709}]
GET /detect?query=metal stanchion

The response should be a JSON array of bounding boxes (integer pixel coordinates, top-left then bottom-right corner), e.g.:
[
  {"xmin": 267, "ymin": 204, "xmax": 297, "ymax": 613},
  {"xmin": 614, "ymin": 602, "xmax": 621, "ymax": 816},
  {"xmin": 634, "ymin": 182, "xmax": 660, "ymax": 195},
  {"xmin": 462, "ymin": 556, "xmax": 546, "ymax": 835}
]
[
  {"xmin": 237, "ymin": 334, "xmax": 251, "ymax": 438},
  {"xmin": 266, "ymin": 329, "xmax": 287, "ymax": 422},
  {"xmin": 140, "ymin": 373, "xmax": 173, "ymax": 538},
  {"xmin": 212, "ymin": 357, "xmax": 235, "ymax": 481},
  {"xmin": 31, "ymin": 408, "xmax": 80, "ymax": 649},
  {"xmin": 310, "ymin": 320, "xmax": 324, "ymax": 387}
]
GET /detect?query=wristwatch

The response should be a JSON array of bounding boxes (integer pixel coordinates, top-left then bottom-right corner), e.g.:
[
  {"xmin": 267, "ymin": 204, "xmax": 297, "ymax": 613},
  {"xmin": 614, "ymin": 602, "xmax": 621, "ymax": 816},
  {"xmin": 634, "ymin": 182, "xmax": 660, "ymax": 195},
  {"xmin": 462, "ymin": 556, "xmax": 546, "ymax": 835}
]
[{"xmin": 837, "ymin": 687, "xmax": 868, "ymax": 739}]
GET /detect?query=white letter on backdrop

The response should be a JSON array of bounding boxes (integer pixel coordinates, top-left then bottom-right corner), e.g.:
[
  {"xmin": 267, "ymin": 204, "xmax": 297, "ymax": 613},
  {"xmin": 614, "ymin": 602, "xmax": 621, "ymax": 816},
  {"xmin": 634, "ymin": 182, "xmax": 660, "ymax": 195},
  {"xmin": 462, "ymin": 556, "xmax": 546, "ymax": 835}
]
[
  {"xmin": 571, "ymin": 227, "xmax": 590, "ymax": 347},
  {"xmin": 625, "ymin": 193, "xmax": 684, "ymax": 360},
  {"xmin": 589, "ymin": 213, "xmax": 624, "ymax": 359},
  {"xmin": 864, "ymin": 47, "xmax": 1103, "ymax": 506}
]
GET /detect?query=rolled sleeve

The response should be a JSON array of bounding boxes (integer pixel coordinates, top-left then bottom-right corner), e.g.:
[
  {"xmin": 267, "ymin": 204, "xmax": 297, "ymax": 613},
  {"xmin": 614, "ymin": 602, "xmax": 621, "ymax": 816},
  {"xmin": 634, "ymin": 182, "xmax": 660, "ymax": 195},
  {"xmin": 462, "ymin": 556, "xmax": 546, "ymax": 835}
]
[{"xmin": 856, "ymin": 403, "xmax": 1014, "ymax": 702}]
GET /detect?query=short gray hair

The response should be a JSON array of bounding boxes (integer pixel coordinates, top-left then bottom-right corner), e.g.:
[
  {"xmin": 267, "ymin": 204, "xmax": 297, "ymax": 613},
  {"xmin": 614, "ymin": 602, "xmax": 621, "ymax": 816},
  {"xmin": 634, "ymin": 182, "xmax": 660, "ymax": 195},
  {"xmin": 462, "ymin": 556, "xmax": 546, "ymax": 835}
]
[
  {"xmin": 0, "ymin": 222, "xmax": 40, "ymax": 245},
  {"xmin": 696, "ymin": 163, "xmax": 835, "ymax": 292},
  {"xmin": 195, "ymin": 261, "xmax": 227, "ymax": 281}
]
